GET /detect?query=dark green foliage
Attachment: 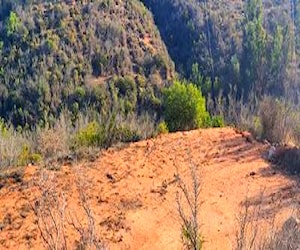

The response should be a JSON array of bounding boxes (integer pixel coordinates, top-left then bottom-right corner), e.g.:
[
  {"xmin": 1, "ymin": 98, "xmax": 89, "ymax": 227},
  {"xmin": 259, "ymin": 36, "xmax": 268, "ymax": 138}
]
[
  {"xmin": 143, "ymin": 0, "xmax": 248, "ymax": 94},
  {"xmin": 240, "ymin": 0, "xmax": 267, "ymax": 96},
  {"xmin": 114, "ymin": 76, "xmax": 138, "ymax": 114},
  {"xmin": 163, "ymin": 80, "xmax": 209, "ymax": 132},
  {"xmin": 143, "ymin": 0, "xmax": 296, "ymax": 99}
]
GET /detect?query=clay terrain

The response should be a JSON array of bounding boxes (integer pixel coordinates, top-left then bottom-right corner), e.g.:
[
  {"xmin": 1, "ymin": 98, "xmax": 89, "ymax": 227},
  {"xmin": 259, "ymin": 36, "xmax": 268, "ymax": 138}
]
[{"xmin": 0, "ymin": 128, "xmax": 299, "ymax": 249}]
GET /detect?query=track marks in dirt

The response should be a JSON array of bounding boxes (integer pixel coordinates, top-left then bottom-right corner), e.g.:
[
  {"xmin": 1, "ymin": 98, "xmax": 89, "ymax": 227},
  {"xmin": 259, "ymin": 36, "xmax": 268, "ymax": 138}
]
[{"xmin": 0, "ymin": 128, "xmax": 297, "ymax": 249}]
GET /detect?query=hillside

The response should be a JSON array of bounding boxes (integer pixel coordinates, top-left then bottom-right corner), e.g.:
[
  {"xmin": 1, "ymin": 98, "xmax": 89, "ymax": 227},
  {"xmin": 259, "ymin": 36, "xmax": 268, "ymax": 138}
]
[
  {"xmin": 0, "ymin": 128, "xmax": 297, "ymax": 249},
  {"xmin": 0, "ymin": 0, "xmax": 174, "ymax": 126},
  {"xmin": 142, "ymin": 0, "xmax": 296, "ymax": 98},
  {"xmin": 1, "ymin": 0, "xmax": 299, "ymax": 128},
  {"xmin": 0, "ymin": 0, "xmax": 298, "ymax": 128}
]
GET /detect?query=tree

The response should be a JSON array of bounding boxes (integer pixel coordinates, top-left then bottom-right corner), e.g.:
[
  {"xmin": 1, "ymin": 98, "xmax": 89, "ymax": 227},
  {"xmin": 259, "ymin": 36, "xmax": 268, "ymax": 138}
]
[
  {"xmin": 240, "ymin": 0, "xmax": 267, "ymax": 97},
  {"xmin": 163, "ymin": 80, "xmax": 209, "ymax": 132},
  {"xmin": 268, "ymin": 25, "xmax": 286, "ymax": 96},
  {"xmin": 6, "ymin": 11, "xmax": 20, "ymax": 36}
]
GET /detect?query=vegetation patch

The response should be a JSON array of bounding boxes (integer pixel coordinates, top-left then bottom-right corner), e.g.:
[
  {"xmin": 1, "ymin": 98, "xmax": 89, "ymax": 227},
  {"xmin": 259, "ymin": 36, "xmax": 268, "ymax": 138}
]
[{"xmin": 163, "ymin": 80, "xmax": 209, "ymax": 132}]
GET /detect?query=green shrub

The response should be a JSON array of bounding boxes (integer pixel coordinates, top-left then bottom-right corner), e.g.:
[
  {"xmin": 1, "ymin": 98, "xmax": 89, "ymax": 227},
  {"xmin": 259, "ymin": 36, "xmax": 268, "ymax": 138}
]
[
  {"xmin": 156, "ymin": 121, "xmax": 169, "ymax": 135},
  {"xmin": 124, "ymin": 100, "xmax": 134, "ymax": 114},
  {"xmin": 252, "ymin": 116, "xmax": 263, "ymax": 138},
  {"xmin": 211, "ymin": 115, "xmax": 225, "ymax": 128},
  {"xmin": 73, "ymin": 122, "xmax": 104, "ymax": 148},
  {"xmin": 163, "ymin": 80, "xmax": 209, "ymax": 132},
  {"xmin": 114, "ymin": 76, "xmax": 138, "ymax": 115},
  {"xmin": 6, "ymin": 11, "xmax": 20, "ymax": 36},
  {"xmin": 17, "ymin": 144, "xmax": 42, "ymax": 166},
  {"xmin": 115, "ymin": 76, "xmax": 136, "ymax": 97},
  {"xmin": 115, "ymin": 126, "xmax": 141, "ymax": 143}
]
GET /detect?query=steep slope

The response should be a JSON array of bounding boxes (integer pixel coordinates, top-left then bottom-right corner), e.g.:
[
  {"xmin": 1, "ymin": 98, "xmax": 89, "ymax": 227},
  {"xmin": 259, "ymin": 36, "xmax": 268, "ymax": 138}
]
[
  {"xmin": 142, "ymin": 0, "xmax": 242, "ymax": 77},
  {"xmin": 0, "ymin": 128, "xmax": 297, "ymax": 249},
  {"xmin": 0, "ymin": 0, "xmax": 174, "ymax": 126},
  {"xmin": 142, "ymin": 0, "xmax": 294, "ymax": 96}
]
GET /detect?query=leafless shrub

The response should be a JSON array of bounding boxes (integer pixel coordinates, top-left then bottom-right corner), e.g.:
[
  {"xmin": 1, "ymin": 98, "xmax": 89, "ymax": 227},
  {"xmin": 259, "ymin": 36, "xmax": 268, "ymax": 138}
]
[
  {"xmin": 33, "ymin": 171, "xmax": 68, "ymax": 250},
  {"xmin": 207, "ymin": 87, "xmax": 260, "ymax": 135},
  {"xmin": 37, "ymin": 115, "xmax": 71, "ymax": 164},
  {"xmin": 33, "ymin": 170, "xmax": 105, "ymax": 249},
  {"xmin": 235, "ymin": 191, "xmax": 300, "ymax": 250},
  {"xmin": 235, "ymin": 191, "xmax": 268, "ymax": 250},
  {"xmin": 264, "ymin": 216, "xmax": 300, "ymax": 250},
  {"xmin": 68, "ymin": 174, "xmax": 104, "ymax": 250},
  {"xmin": 176, "ymin": 155, "xmax": 203, "ymax": 250},
  {"xmin": 268, "ymin": 146, "xmax": 300, "ymax": 175}
]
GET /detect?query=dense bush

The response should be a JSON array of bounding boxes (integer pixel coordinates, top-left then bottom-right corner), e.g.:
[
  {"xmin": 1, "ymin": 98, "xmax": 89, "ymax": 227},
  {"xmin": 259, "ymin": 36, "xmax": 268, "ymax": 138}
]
[
  {"xmin": 163, "ymin": 80, "xmax": 209, "ymax": 132},
  {"xmin": 115, "ymin": 126, "xmax": 141, "ymax": 143}
]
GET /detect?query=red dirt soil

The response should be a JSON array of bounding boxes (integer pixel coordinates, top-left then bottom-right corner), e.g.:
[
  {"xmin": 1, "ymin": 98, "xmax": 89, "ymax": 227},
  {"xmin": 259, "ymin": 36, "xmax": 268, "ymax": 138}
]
[{"xmin": 0, "ymin": 128, "xmax": 298, "ymax": 249}]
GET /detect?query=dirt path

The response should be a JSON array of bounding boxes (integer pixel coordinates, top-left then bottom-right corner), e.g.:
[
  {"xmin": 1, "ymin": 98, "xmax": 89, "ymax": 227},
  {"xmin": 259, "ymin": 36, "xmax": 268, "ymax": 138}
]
[{"xmin": 0, "ymin": 128, "xmax": 298, "ymax": 249}]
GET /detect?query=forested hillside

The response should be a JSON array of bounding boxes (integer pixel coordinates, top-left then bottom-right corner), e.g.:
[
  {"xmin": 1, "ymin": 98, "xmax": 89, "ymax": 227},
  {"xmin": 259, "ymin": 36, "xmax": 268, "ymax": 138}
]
[
  {"xmin": 1, "ymin": 0, "xmax": 299, "ymax": 126},
  {"xmin": 1, "ymin": 0, "xmax": 300, "ymax": 167},
  {"xmin": 0, "ymin": 0, "xmax": 174, "ymax": 126},
  {"xmin": 143, "ymin": 0, "xmax": 299, "ymax": 99}
]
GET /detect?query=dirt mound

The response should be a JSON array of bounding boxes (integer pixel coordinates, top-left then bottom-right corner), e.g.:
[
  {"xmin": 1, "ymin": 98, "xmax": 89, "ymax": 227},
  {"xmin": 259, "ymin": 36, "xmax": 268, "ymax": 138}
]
[{"xmin": 0, "ymin": 128, "xmax": 297, "ymax": 249}]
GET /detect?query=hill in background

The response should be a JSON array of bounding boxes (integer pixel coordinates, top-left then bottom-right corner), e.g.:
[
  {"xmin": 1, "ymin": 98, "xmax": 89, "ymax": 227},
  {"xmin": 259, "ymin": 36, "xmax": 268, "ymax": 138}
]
[
  {"xmin": 0, "ymin": 0, "xmax": 174, "ymax": 126},
  {"xmin": 142, "ymin": 0, "xmax": 296, "ymax": 98}
]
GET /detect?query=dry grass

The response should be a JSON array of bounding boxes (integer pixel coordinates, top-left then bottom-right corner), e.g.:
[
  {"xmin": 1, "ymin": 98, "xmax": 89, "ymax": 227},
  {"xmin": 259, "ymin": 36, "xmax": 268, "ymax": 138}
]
[
  {"xmin": 265, "ymin": 216, "xmax": 300, "ymax": 250},
  {"xmin": 0, "ymin": 122, "xmax": 36, "ymax": 168},
  {"xmin": 0, "ymin": 110, "xmax": 157, "ymax": 169},
  {"xmin": 236, "ymin": 191, "xmax": 300, "ymax": 250},
  {"xmin": 37, "ymin": 118, "xmax": 71, "ymax": 163},
  {"xmin": 209, "ymin": 89, "xmax": 300, "ymax": 146},
  {"xmin": 259, "ymin": 97, "xmax": 300, "ymax": 145},
  {"xmin": 207, "ymin": 87, "xmax": 260, "ymax": 135}
]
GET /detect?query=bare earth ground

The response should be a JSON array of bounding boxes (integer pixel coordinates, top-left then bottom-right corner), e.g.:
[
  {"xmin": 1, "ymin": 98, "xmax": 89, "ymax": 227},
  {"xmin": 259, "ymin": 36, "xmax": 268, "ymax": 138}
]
[{"xmin": 0, "ymin": 128, "xmax": 299, "ymax": 249}]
